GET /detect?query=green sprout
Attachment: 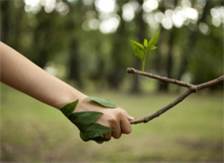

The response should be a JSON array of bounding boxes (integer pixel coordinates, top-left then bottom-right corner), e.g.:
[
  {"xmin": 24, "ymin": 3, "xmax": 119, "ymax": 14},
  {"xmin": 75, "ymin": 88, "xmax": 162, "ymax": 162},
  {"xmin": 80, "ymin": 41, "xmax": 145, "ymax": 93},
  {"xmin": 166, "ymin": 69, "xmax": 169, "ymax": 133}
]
[{"xmin": 130, "ymin": 31, "xmax": 160, "ymax": 71}]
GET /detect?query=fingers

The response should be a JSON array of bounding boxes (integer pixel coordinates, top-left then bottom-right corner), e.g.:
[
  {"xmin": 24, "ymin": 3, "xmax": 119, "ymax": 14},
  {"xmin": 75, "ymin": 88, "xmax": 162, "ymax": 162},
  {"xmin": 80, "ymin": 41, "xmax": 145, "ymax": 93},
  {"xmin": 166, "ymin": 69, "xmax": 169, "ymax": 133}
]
[
  {"xmin": 110, "ymin": 108, "xmax": 132, "ymax": 139},
  {"xmin": 97, "ymin": 108, "xmax": 133, "ymax": 142},
  {"xmin": 120, "ymin": 110, "xmax": 135, "ymax": 123},
  {"xmin": 110, "ymin": 117, "xmax": 121, "ymax": 139},
  {"xmin": 120, "ymin": 115, "xmax": 132, "ymax": 134}
]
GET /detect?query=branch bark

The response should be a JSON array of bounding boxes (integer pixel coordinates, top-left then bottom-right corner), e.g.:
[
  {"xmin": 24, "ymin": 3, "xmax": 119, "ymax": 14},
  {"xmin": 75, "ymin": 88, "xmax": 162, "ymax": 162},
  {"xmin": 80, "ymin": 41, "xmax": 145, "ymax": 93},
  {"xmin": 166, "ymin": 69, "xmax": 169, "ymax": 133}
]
[
  {"xmin": 127, "ymin": 68, "xmax": 194, "ymax": 88},
  {"xmin": 127, "ymin": 67, "xmax": 224, "ymax": 124}
]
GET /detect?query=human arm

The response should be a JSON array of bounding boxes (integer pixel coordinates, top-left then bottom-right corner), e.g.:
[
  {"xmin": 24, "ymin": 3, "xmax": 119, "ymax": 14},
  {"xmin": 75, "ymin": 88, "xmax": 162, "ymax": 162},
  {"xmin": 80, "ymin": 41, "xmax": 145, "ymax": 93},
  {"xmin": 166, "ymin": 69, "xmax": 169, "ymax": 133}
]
[{"xmin": 0, "ymin": 42, "xmax": 133, "ymax": 141}]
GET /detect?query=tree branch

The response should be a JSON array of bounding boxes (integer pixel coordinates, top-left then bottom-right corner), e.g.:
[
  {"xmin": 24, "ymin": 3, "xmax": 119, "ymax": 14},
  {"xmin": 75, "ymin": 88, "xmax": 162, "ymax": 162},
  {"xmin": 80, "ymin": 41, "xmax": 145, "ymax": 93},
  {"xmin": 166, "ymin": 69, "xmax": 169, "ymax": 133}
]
[
  {"xmin": 127, "ymin": 67, "xmax": 224, "ymax": 124},
  {"xmin": 127, "ymin": 67, "xmax": 194, "ymax": 88}
]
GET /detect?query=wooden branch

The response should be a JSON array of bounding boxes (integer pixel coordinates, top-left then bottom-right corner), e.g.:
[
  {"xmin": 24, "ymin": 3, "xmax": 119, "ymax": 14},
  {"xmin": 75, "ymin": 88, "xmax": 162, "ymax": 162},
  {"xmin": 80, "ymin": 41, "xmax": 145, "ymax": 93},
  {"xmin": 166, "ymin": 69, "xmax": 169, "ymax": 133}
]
[
  {"xmin": 127, "ymin": 67, "xmax": 224, "ymax": 124},
  {"xmin": 127, "ymin": 67, "xmax": 194, "ymax": 88}
]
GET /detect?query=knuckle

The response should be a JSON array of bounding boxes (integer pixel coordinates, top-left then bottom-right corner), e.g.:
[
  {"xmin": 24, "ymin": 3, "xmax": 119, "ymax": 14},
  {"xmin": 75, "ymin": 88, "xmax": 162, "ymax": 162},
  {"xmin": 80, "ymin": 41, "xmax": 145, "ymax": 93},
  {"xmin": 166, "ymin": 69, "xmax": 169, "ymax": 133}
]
[
  {"xmin": 115, "ymin": 108, "xmax": 125, "ymax": 116},
  {"xmin": 109, "ymin": 116, "xmax": 117, "ymax": 125}
]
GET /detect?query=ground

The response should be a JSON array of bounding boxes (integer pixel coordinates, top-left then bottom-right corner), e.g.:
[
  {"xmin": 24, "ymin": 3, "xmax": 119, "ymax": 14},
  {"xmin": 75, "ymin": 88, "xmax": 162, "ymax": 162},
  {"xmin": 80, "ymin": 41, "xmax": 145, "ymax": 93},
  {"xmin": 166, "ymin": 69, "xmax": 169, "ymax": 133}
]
[{"xmin": 1, "ymin": 84, "xmax": 223, "ymax": 162}]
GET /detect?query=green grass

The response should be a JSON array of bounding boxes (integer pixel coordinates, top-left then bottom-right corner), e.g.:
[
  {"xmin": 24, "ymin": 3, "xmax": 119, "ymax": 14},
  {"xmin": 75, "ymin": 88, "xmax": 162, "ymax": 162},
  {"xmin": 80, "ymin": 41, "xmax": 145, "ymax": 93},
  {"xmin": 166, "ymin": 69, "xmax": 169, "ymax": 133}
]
[{"xmin": 1, "ymin": 84, "xmax": 223, "ymax": 162}]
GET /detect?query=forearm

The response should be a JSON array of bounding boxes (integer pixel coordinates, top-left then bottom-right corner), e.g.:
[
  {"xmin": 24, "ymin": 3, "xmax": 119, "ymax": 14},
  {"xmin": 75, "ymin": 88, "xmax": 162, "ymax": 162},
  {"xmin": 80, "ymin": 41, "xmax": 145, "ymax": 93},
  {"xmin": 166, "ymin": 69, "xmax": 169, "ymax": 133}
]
[{"xmin": 0, "ymin": 42, "xmax": 86, "ymax": 109}]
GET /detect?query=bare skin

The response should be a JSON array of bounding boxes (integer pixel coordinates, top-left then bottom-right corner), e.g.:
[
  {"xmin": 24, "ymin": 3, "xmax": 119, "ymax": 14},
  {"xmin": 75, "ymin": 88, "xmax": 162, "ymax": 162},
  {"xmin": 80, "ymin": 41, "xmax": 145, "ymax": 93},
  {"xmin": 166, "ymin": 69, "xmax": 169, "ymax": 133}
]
[{"xmin": 0, "ymin": 42, "xmax": 133, "ymax": 141}]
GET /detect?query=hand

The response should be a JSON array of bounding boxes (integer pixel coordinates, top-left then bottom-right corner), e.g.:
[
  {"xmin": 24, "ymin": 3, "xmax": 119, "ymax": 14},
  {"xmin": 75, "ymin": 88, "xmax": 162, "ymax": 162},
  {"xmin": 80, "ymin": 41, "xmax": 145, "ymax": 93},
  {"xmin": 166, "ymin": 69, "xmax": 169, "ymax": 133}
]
[{"xmin": 75, "ymin": 97, "xmax": 134, "ymax": 141}]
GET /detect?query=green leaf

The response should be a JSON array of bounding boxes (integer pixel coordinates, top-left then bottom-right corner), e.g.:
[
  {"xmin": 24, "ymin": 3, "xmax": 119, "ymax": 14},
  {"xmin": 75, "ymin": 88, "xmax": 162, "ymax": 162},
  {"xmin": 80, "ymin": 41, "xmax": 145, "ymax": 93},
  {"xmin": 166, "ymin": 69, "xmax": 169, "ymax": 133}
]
[
  {"xmin": 69, "ymin": 111, "xmax": 103, "ymax": 130},
  {"xmin": 88, "ymin": 96, "xmax": 116, "ymax": 108},
  {"xmin": 60, "ymin": 99, "xmax": 113, "ymax": 143},
  {"xmin": 130, "ymin": 40, "xmax": 144, "ymax": 49},
  {"xmin": 68, "ymin": 110, "xmax": 111, "ymax": 143},
  {"xmin": 130, "ymin": 40, "xmax": 145, "ymax": 61},
  {"xmin": 80, "ymin": 123, "xmax": 111, "ymax": 142},
  {"xmin": 143, "ymin": 39, "xmax": 148, "ymax": 47},
  {"xmin": 151, "ymin": 46, "xmax": 157, "ymax": 50},
  {"xmin": 60, "ymin": 100, "xmax": 79, "ymax": 117},
  {"xmin": 148, "ymin": 31, "xmax": 160, "ymax": 51}
]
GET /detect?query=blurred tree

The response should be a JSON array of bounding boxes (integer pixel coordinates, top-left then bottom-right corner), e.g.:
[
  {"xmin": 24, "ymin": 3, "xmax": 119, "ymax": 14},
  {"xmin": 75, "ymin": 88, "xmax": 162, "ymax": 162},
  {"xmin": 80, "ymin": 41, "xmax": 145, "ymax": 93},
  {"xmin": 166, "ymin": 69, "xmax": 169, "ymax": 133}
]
[
  {"xmin": 1, "ymin": 0, "xmax": 223, "ymax": 93},
  {"xmin": 130, "ymin": 0, "xmax": 145, "ymax": 94},
  {"xmin": 32, "ymin": 11, "xmax": 52, "ymax": 67},
  {"xmin": 0, "ymin": 0, "xmax": 11, "ymax": 44},
  {"xmin": 107, "ymin": 0, "xmax": 129, "ymax": 89},
  {"xmin": 176, "ymin": 0, "xmax": 211, "ymax": 81},
  {"xmin": 157, "ymin": 0, "xmax": 178, "ymax": 92},
  {"xmin": 65, "ymin": 1, "xmax": 84, "ymax": 87},
  {"xmin": 150, "ymin": 1, "xmax": 167, "ymax": 92},
  {"xmin": 190, "ymin": 25, "xmax": 223, "ymax": 87},
  {"xmin": 0, "ymin": 0, "xmax": 25, "ymax": 51}
]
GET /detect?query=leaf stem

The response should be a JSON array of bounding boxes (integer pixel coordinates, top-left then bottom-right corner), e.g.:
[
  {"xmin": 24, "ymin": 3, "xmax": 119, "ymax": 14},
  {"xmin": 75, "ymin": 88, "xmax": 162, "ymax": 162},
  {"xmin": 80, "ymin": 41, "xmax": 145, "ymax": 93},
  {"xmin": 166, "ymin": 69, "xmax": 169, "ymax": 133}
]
[
  {"xmin": 142, "ymin": 59, "xmax": 145, "ymax": 71},
  {"xmin": 141, "ymin": 52, "xmax": 146, "ymax": 71}
]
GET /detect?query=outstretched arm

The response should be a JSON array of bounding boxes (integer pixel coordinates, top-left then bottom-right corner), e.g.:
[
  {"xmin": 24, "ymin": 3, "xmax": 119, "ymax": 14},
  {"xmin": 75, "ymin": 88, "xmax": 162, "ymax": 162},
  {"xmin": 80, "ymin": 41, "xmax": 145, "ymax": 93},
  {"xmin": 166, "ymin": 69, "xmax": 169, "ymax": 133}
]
[
  {"xmin": 0, "ymin": 42, "xmax": 86, "ymax": 108},
  {"xmin": 0, "ymin": 42, "xmax": 133, "ymax": 141}
]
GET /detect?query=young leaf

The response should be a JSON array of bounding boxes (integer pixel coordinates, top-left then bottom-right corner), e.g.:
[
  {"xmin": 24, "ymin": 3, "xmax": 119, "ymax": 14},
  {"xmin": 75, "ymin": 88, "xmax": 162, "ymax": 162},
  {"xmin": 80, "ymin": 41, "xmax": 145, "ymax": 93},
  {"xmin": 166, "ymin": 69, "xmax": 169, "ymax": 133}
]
[
  {"xmin": 130, "ymin": 40, "xmax": 145, "ymax": 61},
  {"xmin": 130, "ymin": 40, "xmax": 144, "ymax": 49},
  {"xmin": 148, "ymin": 31, "xmax": 160, "ymax": 50},
  {"xmin": 88, "ymin": 96, "xmax": 116, "ymax": 108},
  {"xmin": 151, "ymin": 46, "xmax": 157, "ymax": 50},
  {"xmin": 60, "ymin": 100, "xmax": 79, "ymax": 117},
  {"xmin": 143, "ymin": 39, "xmax": 148, "ymax": 48}
]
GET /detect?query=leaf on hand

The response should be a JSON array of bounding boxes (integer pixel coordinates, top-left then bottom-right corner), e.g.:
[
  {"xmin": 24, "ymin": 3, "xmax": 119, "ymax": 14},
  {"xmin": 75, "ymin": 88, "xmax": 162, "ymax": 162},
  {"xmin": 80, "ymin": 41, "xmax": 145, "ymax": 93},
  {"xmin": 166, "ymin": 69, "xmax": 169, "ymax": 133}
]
[
  {"xmin": 130, "ymin": 40, "xmax": 145, "ymax": 61},
  {"xmin": 88, "ymin": 96, "xmax": 116, "ymax": 108},
  {"xmin": 60, "ymin": 100, "xmax": 79, "ymax": 117},
  {"xmin": 60, "ymin": 99, "xmax": 112, "ymax": 143},
  {"xmin": 80, "ymin": 123, "xmax": 111, "ymax": 142},
  {"xmin": 69, "ymin": 111, "xmax": 103, "ymax": 130}
]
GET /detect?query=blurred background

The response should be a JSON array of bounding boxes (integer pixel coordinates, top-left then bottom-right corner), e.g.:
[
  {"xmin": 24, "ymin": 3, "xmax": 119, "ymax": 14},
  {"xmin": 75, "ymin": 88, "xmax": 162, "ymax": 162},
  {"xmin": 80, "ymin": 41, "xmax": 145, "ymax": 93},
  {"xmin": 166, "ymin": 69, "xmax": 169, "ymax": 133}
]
[{"xmin": 0, "ymin": 0, "xmax": 223, "ymax": 162}]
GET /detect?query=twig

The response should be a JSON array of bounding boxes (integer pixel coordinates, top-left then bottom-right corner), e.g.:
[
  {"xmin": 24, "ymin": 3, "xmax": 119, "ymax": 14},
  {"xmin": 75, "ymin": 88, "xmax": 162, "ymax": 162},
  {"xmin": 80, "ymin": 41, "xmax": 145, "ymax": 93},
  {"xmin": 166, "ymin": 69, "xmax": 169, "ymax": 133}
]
[
  {"xmin": 127, "ymin": 67, "xmax": 194, "ymax": 88},
  {"xmin": 127, "ymin": 67, "xmax": 224, "ymax": 124}
]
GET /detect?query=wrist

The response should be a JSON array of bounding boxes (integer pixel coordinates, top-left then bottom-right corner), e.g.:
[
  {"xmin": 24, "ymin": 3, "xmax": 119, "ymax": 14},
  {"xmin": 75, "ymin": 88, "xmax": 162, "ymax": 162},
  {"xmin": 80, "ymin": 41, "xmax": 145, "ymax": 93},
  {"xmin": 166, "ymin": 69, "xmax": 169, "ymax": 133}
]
[
  {"xmin": 76, "ymin": 97, "xmax": 102, "ymax": 112},
  {"xmin": 56, "ymin": 89, "xmax": 87, "ymax": 109}
]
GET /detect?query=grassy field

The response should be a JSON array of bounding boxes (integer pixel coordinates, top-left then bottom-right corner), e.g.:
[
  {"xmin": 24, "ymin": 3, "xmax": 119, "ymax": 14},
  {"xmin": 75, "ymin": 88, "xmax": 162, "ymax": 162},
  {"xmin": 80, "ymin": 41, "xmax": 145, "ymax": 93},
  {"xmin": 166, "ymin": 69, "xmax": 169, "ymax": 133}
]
[{"xmin": 1, "ymin": 84, "xmax": 223, "ymax": 162}]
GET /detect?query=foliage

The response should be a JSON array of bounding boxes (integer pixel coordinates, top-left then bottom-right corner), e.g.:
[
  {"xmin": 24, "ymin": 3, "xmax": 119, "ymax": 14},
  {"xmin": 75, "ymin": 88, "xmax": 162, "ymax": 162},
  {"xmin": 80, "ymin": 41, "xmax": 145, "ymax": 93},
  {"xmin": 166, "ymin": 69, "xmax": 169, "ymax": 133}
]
[
  {"xmin": 189, "ymin": 27, "xmax": 224, "ymax": 83},
  {"xmin": 60, "ymin": 97, "xmax": 116, "ymax": 143},
  {"xmin": 130, "ymin": 31, "xmax": 160, "ymax": 71},
  {"xmin": 88, "ymin": 96, "xmax": 116, "ymax": 108},
  {"xmin": 1, "ymin": 0, "xmax": 223, "ymax": 92}
]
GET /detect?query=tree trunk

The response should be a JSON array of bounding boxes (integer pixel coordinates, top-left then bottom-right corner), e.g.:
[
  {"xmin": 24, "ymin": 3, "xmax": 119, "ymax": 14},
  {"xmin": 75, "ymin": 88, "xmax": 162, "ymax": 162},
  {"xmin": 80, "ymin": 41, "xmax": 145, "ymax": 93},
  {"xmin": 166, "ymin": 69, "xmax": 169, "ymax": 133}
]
[
  {"xmin": 107, "ymin": 14, "xmax": 127, "ymax": 89},
  {"xmin": 68, "ymin": 39, "xmax": 83, "ymax": 88},
  {"xmin": 130, "ymin": 0, "xmax": 146, "ymax": 94},
  {"xmin": 0, "ymin": 0, "xmax": 10, "ymax": 43},
  {"xmin": 157, "ymin": 0, "xmax": 178, "ymax": 92},
  {"xmin": 158, "ymin": 29, "xmax": 176, "ymax": 92},
  {"xmin": 31, "ymin": 11, "xmax": 54, "ymax": 68},
  {"xmin": 107, "ymin": 0, "xmax": 129, "ymax": 89},
  {"xmin": 177, "ymin": 1, "xmax": 210, "ymax": 80}
]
